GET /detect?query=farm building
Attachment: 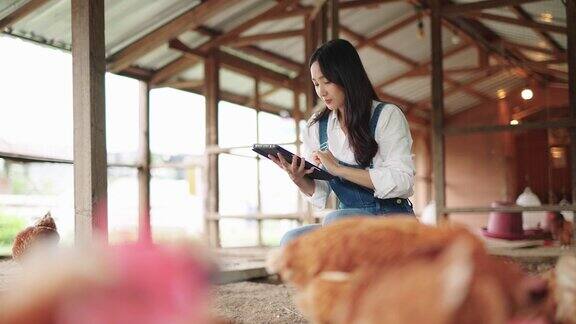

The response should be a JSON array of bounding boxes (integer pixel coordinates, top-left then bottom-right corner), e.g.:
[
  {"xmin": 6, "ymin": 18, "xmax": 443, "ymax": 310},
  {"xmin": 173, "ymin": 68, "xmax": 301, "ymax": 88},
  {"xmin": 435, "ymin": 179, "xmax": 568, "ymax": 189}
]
[{"xmin": 0, "ymin": 0, "xmax": 575, "ymax": 323}]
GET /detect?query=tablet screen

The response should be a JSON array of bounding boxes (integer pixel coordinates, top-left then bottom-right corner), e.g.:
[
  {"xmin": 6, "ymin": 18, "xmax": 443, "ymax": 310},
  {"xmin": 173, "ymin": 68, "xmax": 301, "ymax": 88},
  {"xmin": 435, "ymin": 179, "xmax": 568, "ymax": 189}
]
[{"xmin": 252, "ymin": 144, "xmax": 335, "ymax": 180}]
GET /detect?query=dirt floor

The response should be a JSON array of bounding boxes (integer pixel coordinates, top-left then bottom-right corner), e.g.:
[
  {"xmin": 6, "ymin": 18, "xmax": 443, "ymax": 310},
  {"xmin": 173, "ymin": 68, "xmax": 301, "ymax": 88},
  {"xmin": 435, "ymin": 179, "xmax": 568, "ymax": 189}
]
[{"xmin": 214, "ymin": 280, "xmax": 307, "ymax": 324}]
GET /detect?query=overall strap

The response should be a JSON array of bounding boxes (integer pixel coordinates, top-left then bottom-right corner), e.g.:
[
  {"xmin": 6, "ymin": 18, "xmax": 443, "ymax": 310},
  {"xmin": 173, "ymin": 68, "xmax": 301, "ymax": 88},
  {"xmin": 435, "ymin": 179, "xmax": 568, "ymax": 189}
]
[
  {"xmin": 369, "ymin": 102, "xmax": 385, "ymax": 137},
  {"xmin": 319, "ymin": 113, "xmax": 329, "ymax": 150},
  {"xmin": 368, "ymin": 102, "xmax": 385, "ymax": 169}
]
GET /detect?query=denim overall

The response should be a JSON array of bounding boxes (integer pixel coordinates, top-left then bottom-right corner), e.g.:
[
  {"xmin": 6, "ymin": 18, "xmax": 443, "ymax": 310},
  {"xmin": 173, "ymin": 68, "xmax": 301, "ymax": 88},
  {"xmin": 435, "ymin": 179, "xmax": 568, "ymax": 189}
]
[{"xmin": 280, "ymin": 102, "xmax": 413, "ymax": 246}]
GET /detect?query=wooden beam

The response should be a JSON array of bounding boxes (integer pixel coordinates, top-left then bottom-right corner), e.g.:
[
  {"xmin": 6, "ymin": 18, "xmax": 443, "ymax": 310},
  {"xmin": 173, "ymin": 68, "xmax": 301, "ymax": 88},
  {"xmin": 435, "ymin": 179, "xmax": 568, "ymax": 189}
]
[
  {"xmin": 512, "ymin": 104, "xmax": 567, "ymax": 120},
  {"xmin": 501, "ymin": 40, "xmax": 559, "ymax": 56},
  {"xmin": 260, "ymin": 6, "xmax": 311, "ymax": 21},
  {"xmin": 204, "ymin": 0, "xmax": 299, "ymax": 50},
  {"xmin": 225, "ymin": 29, "xmax": 303, "ymax": 47},
  {"xmin": 416, "ymin": 67, "xmax": 503, "ymax": 110},
  {"xmin": 204, "ymin": 54, "xmax": 220, "ymax": 248},
  {"xmin": 340, "ymin": 25, "xmax": 418, "ymax": 66},
  {"xmin": 106, "ymin": 0, "xmax": 229, "ymax": 73},
  {"xmin": 431, "ymin": 0, "xmax": 446, "ymax": 224},
  {"xmin": 442, "ymin": 0, "xmax": 549, "ymax": 15},
  {"xmin": 444, "ymin": 119, "xmax": 575, "ymax": 135},
  {"xmin": 138, "ymin": 81, "xmax": 151, "ymax": 243},
  {"xmin": 219, "ymin": 51, "xmax": 297, "ymax": 90},
  {"xmin": 310, "ymin": 0, "xmax": 329, "ymax": 21},
  {"xmin": 356, "ymin": 14, "xmax": 420, "ymax": 49},
  {"xmin": 339, "ymin": 0, "xmax": 404, "ymax": 9},
  {"xmin": 375, "ymin": 43, "xmax": 471, "ymax": 89},
  {"xmin": 409, "ymin": 65, "xmax": 504, "ymax": 76},
  {"xmin": 150, "ymin": 56, "xmax": 199, "ymax": 85},
  {"xmin": 153, "ymin": 79, "xmax": 204, "ymax": 89},
  {"xmin": 185, "ymin": 85, "xmax": 290, "ymax": 116},
  {"xmin": 156, "ymin": 38, "xmax": 298, "ymax": 91},
  {"xmin": 464, "ymin": 12, "xmax": 567, "ymax": 34},
  {"xmin": 196, "ymin": 25, "xmax": 303, "ymax": 73},
  {"xmin": 72, "ymin": 0, "xmax": 108, "ymax": 243},
  {"xmin": 118, "ymin": 66, "xmax": 153, "ymax": 81},
  {"xmin": 0, "ymin": 0, "xmax": 50, "ymax": 30},
  {"xmin": 342, "ymin": 20, "xmax": 492, "ymax": 102}
]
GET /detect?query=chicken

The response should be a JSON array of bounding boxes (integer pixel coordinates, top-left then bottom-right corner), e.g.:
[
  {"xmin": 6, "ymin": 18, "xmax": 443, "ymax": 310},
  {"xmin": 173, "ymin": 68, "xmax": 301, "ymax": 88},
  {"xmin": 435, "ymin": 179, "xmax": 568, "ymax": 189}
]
[
  {"xmin": 542, "ymin": 255, "xmax": 576, "ymax": 324},
  {"xmin": 267, "ymin": 216, "xmax": 486, "ymax": 289},
  {"xmin": 12, "ymin": 212, "xmax": 60, "ymax": 261},
  {"xmin": 298, "ymin": 239, "xmax": 510, "ymax": 324},
  {"xmin": 299, "ymin": 241, "xmax": 555, "ymax": 324},
  {"xmin": 269, "ymin": 216, "xmax": 552, "ymax": 323},
  {"xmin": 549, "ymin": 212, "xmax": 573, "ymax": 247}
]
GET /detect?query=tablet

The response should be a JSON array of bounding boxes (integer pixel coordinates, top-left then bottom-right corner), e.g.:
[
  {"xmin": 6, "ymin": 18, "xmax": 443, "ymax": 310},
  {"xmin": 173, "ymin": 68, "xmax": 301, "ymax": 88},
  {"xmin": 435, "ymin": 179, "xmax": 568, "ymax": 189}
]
[{"xmin": 252, "ymin": 144, "xmax": 335, "ymax": 181}]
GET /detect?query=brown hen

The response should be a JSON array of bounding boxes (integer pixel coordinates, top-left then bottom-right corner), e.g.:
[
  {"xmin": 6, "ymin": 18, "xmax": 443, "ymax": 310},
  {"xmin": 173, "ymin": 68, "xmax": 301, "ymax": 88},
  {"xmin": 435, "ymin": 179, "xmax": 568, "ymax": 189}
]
[{"xmin": 12, "ymin": 212, "xmax": 60, "ymax": 261}]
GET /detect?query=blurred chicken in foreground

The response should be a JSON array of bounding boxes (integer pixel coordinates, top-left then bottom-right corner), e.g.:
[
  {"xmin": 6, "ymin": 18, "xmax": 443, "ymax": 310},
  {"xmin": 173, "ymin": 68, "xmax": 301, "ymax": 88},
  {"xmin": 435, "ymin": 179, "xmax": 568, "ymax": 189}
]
[
  {"xmin": 0, "ymin": 242, "xmax": 226, "ymax": 324},
  {"xmin": 12, "ymin": 212, "xmax": 59, "ymax": 262},
  {"xmin": 542, "ymin": 255, "xmax": 576, "ymax": 324},
  {"xmin": 268, "ymin": 216, "xmax": 555, "ymax": 323}
]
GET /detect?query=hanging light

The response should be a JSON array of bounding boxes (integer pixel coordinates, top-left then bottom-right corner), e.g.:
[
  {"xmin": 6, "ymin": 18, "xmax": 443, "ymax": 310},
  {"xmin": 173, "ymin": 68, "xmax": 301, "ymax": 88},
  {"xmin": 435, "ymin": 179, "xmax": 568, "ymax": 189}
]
[
  {"xmin": 510, "ymin": 119, "xmax": 519, "ymax": 125},
  {"xmin": 521, "ymin": 88, "xmax": 534, "ymax": 100}
]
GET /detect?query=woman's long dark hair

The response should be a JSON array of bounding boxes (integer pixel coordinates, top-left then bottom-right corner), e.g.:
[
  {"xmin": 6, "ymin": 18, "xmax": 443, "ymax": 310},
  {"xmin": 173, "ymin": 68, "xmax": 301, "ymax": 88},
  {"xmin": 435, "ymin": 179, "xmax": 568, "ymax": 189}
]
[{"xmin": 309, "ymin": 39, "xmax": 379, "ymax": 168}]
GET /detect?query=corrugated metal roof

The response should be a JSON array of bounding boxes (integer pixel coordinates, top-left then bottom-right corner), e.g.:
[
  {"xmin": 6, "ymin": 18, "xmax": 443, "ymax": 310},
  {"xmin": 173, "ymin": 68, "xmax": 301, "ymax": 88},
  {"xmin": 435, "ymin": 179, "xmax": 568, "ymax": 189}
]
[
  {"xmin": 444, "ymin": 92, "xmax": 481, "ymax": 115},
  {"xmin": 339, "ymin": 1, "xmax": 412, "ymax": 37},
  {"xmin": 220, "ymin": 68, "xmax": 255, "ymax": 99},
  {"xmin": 473, "ymin": 71, "xmax": 525, "ymax": 98},
  {"xmin": 0, "ymin": 0, "xmax": 28, "ymax": 20},
  {"xmin": 377, "ymin": 17, "xmax": 462, "ymax": 63},
  {"xmin": 383, "ymin": 76, "xmax": 431, "ymax": 103},
  {"xmin": 479, "ymin": 19, "xmax": 545, "ymax": 47},
  {"xmin": 443, "ymin": 46, "xmax": 478, "ymax": 69},
  {"xmin": 1, "ymin": 0, "xmax": 568, "ymax": 117},
  {"xmin": 358, "ymin": 46, "xmax": 410, "ymax": 86},
  {"xmin": 10, "ymin": 0, "xmax": 203, "ymax": 56},
  {"xmin": 521, "ymin": 0, "xmax": 566, "ymax": 25},
  {"xmin": 262, "ymin": 87, "xmax": 294, "ymax": 110}
]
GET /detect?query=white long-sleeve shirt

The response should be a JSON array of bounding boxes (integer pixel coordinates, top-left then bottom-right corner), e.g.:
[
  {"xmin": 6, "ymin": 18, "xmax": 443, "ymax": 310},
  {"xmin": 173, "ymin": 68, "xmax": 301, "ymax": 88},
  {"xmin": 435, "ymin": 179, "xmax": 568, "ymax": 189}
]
[{"xmin": 300, "ymin": 101, "xmax": 415, "ymax": 209}]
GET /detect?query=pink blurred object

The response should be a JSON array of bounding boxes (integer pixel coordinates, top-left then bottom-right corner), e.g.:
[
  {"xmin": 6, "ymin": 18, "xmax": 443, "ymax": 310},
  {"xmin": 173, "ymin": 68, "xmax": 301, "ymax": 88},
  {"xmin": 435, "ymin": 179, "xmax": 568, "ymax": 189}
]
[
  {"xmin": 57, "ymin": 243, "xmax": 212, "ymax": 324},
  {"xmin": 0, "ymin": 242, "xmax": 216, "ymax": 324},
  {"xmin": 482, "ymin": 202, "xmax": 550, "ymax": 241}
]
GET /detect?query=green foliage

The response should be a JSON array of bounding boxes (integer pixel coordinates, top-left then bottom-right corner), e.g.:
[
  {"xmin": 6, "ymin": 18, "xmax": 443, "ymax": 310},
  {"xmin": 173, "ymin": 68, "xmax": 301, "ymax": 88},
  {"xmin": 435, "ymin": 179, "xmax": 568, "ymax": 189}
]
[{"xmin": 0, "ymin": 212, "xmax": 26, "ymax": 246}]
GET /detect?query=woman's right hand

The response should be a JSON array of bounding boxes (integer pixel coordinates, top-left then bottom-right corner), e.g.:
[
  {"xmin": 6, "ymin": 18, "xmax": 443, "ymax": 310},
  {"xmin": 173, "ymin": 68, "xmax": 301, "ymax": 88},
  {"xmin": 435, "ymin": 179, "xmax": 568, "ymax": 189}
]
[{"xmin": 268, "ymin": 153, "xmax": 314, "ymax": 184}]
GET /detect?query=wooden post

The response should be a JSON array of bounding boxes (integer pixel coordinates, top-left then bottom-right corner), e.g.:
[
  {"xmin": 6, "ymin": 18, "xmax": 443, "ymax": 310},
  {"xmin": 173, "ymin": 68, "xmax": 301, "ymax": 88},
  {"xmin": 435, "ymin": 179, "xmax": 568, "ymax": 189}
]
[
  {"xmin": 319, "ymin": 4, "xmax": 328, "ymax": 45},
  {"xmin": 497, "ymin": 99, "xmax": 517, "ymax": 202},
  {"xmin": 72, "ymin": 0, "xmax": 107, "ymax": 244},
  {"xmin": 138, "ymin": 81, "xmax": 151, "ymax": 243},
  {"xmin": 566, "ymin": 0, "xmax": 576, "ymax": 240},
  {"xmin": 255, "ymin": 78, "xmax": 264, "ymax": 246},
  {"xmin": 430, "ymin": 0, "xmax": 446, "ymax": 223},
  {"xmin": 304, "ymin": 15, "xmax": 316, "ymax": 114},
  {"xmin": 204, "ymin": 53, "xmax": 220, "ymax": 247},
  {"xmin": 328, "ymin": 0, "xmax": 339, "ymax": 41},
  {"xmin": 293, "ymin": 90, "xmax": 304, "ymax": 225}
]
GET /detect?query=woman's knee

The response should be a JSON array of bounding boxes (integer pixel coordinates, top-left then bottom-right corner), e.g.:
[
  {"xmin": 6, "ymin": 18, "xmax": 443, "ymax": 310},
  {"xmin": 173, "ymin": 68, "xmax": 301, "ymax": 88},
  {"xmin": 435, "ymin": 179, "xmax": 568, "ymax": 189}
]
[
  {"xmin": 280, "ymin": 224, "xmax": 320, "ymax": 246},
  {"xmin": 323, "ymin": 208, "xmax": 371, "ymax": 225}
]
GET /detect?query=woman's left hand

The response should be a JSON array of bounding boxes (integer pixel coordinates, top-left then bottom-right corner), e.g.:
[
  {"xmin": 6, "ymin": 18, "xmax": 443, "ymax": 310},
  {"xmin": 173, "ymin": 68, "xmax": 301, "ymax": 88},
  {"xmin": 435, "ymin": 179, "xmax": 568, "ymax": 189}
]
[{"xmin": 314, "ymin": 150, "xmax": 341, "ymax": 176}]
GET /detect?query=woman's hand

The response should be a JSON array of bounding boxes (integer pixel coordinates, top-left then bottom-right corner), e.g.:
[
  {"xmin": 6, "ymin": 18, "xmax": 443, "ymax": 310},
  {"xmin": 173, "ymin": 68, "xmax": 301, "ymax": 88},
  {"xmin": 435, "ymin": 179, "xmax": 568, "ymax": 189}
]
[
  {"xmin": 268, "ymin": 153, "xmax": 314, "ymax": 184},
  {"xmin": 314, "ymin": 150, "xmax": 341, "ymax": 176}
]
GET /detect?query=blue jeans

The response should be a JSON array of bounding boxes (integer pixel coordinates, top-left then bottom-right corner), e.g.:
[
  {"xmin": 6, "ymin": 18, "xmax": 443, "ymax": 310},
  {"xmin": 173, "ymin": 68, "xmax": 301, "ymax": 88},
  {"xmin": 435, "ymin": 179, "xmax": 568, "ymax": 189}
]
[{"xmin": 279, "ymin": 200, "xmax": 413, "ymax": 246}]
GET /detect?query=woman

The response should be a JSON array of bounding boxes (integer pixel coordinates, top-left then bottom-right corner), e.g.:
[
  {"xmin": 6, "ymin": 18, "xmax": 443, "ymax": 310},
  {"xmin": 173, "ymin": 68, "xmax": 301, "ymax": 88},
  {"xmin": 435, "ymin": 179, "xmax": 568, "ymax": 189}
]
[{"xmin": 270, "ymin": 39, "xmax": 415, "ymax": 246}]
